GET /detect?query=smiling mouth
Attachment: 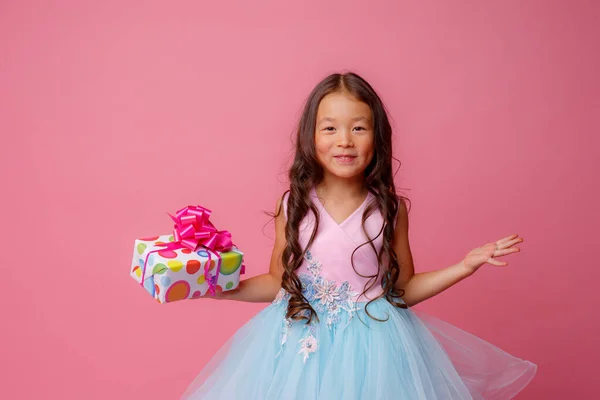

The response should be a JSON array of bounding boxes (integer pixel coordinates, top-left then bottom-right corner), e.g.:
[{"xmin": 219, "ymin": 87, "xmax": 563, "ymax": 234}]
[{"xmin": 334, "ymin": 155, "xmax": 357, "ymax": 163}]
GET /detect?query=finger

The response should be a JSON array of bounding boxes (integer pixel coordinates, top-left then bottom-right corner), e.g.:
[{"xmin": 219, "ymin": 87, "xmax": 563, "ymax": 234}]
[
  {"xmin": 497, "ymin": 234, "xmax": 520, "ymax": 245},
  {"xmin": 497, "ymin": 237, "xmax": 523, "ymax": 249},
  {"xmin": 494, "ymin": 247, "xmax": 520, "ymax": 257},
  {"xmin": 487, "ymin": 257, "xmax": 508, "ymax": 266},
  {"xmin": 502, "ymin": 239, "xmax": 523, "ymax": 249}
]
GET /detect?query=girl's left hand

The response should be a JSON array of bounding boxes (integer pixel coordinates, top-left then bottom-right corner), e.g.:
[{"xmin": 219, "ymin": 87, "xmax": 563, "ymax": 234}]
[{"xmin": 462, "ymin": 234, "xmax": 523, "ymax": 274}]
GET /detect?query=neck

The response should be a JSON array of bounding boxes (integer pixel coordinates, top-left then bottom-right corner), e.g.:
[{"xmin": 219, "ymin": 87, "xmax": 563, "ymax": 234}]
[{"xmin": 316, "ymin": 173, "xmax": 367, "ymax": 200}]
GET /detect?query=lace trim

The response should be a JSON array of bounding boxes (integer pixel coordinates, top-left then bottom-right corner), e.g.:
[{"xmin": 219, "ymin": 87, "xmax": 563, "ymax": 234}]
[{"xmin": 272, "ymin": 250, "xmax": 360, "ymax": 363}]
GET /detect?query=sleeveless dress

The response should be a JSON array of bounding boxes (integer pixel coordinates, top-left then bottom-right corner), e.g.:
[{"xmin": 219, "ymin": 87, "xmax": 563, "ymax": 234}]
[{"xmin": 181, "ymin": 188, "xmax": 537, "ymax": 399}]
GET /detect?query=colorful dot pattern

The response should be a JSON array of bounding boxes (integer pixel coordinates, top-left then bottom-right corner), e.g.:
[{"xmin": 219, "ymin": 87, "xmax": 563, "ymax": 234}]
[{"xmin": 130, "ymin": 233, "xmax": 244, "ymax": 303}]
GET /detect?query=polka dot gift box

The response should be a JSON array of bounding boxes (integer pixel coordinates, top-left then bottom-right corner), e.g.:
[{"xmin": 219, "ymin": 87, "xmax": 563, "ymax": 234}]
[{"xmin": 130, "ymin": 205, "xmax": 246, "ymax": 304}]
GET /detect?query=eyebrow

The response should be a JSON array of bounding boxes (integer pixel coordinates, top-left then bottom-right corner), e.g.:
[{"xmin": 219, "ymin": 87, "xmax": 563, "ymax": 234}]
[{"xmin": 317, "ymin": 116, "xmax": 371, "ymax": 124}]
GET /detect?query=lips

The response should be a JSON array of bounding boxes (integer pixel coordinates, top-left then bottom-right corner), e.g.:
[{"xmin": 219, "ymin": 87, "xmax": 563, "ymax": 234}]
[{"xmin": 334, "ymin": 155, "xmax": 357, "ymax": 164}]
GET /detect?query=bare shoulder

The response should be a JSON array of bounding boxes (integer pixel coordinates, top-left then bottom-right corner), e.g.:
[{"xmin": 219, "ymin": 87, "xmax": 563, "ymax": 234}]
[
  {"xmin": 395, "ymin": 196, "xmax": 410, "ymax": 230},
  {"xmin": 275, "ymin": 191, "xmax": 289, "ymax": 221},
  {"xmin": 393, "ymin": 196, "xmax": 414, "ymax": 288},
  {"xmin": 275, "ymin": 195, "xmax": 283, "ymax": 217},
  {"xmin": 269, "ymin": 193, "xmax": 287, "ymax": 277}
]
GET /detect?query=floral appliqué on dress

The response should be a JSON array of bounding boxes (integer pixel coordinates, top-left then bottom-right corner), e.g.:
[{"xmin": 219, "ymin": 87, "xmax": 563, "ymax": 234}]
[{"xmin": 272, "ymin": 250, "xmax": 360, "ymax": 363}]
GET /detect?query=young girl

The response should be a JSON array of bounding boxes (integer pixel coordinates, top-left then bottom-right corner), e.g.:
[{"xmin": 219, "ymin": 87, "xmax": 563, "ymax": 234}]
[{"xmin": 181, "ymin": 72, "xmax": 537, "ymax": 399}]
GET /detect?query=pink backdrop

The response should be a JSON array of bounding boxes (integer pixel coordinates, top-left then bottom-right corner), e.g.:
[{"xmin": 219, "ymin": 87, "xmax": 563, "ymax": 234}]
[{"xmin": 2, "ymin": 0, "xmax": 598, "ymax": 398}]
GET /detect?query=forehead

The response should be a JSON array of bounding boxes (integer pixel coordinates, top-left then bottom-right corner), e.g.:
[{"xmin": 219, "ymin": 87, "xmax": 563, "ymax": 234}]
[{"xmin": 316, "ymin": 92, "xmax": 372, "ymax": 123}]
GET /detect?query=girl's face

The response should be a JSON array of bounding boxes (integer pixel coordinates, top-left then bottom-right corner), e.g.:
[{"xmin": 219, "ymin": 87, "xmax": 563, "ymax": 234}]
[{"xmin": 314, "ymin": 92, "xmax": 375, "ymax": 182}]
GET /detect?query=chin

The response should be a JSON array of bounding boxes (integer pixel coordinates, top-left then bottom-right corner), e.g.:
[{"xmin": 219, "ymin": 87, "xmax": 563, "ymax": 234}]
[{"xmin": 325, "ymin": 167, "xmax": 366, "ymax": 180}]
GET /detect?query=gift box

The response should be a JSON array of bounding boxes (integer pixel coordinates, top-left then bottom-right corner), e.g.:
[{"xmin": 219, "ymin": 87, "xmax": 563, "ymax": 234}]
[{"xmin": 130, "ymin": 205, "xmax": 246, "ymax": 303}]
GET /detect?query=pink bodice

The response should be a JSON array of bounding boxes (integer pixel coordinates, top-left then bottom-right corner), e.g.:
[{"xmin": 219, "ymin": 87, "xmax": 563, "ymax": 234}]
[{"xmin": 283, "ymin": 187, "xmax": 387, "ymax": 302}]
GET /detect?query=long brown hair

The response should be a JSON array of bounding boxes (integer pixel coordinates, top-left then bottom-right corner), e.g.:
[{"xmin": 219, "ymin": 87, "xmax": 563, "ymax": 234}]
[{"xmin": 276, "ymin": 72, "xmax": 410, "ymax": 324}]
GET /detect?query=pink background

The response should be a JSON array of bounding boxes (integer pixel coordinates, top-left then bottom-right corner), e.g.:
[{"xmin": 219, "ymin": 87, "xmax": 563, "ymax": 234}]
[{"xmin": 2, "ymin": 0, "xmax": 598, "ymax": 398}]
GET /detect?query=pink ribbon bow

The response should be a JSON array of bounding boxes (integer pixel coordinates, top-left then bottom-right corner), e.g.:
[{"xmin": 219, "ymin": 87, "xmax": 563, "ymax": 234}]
[
  {"xmin": 140, "ymin": 205, "xmax": 243, "ymax": 298},
  {"xmin": 168, "ymin": 205, "xmax": 233, "ymax": 252}
]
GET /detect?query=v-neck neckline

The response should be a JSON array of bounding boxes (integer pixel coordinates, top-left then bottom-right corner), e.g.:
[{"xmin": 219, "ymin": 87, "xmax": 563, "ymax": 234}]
[{"xmin": 311, "ymin": 186, "xmax": 372, "ymax": 227}]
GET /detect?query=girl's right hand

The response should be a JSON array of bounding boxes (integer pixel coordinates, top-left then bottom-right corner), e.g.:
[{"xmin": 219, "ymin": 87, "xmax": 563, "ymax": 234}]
[{"xmin": 191, "ymin": 289, "xmax": 229, "ymax": 300}]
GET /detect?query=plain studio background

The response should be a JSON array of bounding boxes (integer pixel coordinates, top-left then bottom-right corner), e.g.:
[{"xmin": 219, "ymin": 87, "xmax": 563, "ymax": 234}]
[{"xmin": 1, "ymin": 0, "xmax": 598, "ymax": 399}]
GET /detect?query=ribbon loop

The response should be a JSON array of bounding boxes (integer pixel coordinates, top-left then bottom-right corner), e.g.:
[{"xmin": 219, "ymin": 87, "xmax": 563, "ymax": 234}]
[
  {"xmin": 139, "ymin": 205, "xmax": 238, "ymax": 298},
  {"xmin": 168, "ymin": 205, "xmax": 233, "ymax": 252}
]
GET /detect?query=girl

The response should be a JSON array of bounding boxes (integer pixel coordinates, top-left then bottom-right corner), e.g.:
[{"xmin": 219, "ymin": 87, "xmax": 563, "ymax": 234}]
[{"xmin": 181, "ymin": 72, "xmax": 537, "ymax": 399}]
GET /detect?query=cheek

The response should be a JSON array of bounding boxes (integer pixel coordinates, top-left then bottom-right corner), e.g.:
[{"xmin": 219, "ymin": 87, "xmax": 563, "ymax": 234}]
[
  {"xmin": 359, "ymin": 137, "xmax": 375, "ymax": 158},
  {"xmin": 314, "ymin": 137, "xmax": 331, "ymax": 157}
]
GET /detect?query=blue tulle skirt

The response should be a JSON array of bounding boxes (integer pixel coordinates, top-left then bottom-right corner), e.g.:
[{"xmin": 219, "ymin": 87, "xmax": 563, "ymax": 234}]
[{"xmin": 181, "ymin": 294, "xmax": 536, "ymax": 399}]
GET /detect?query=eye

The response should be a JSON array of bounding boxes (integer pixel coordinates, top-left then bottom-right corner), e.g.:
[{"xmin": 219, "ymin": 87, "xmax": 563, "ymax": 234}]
[
  {"xmin": 353, "ymin": 126, "xmax": 366, "ymax": 131},
  {"xmin": 323, "ymin": 127, "xmax": 335, "ymax": 131}
]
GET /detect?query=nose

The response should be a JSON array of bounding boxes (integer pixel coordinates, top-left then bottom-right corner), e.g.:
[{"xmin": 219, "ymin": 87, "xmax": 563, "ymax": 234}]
[{"xmin": 337, "ymin": 129, "xmax": 354, "ymax": 148}]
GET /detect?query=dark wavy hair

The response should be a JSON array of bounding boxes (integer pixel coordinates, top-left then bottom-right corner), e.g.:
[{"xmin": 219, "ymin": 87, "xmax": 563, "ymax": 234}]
[{"xmin": 275, "ymin": 71, "xmax": 411, "ymax": 324}]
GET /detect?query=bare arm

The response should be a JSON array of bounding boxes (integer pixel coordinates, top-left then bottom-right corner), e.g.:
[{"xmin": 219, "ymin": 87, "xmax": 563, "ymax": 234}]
[
  {"xmin": 393, "ymin": 199, "xmax": 473, "ymax": 307},
  {"xmin": 207, "ymin": 195, "xmax": 286, "ymax": 303}
]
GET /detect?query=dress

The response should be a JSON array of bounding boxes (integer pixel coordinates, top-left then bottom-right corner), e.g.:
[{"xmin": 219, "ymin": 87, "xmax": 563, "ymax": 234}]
[{"xmin": 181, "ymin": 188, "xmax": 537, "ymax": 399}]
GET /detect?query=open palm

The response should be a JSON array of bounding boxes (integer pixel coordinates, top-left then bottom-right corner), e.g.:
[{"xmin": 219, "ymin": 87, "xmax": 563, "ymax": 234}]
[{"xmin": 463, "ymin": 234, "xmax": 523, "ymax": 273}]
